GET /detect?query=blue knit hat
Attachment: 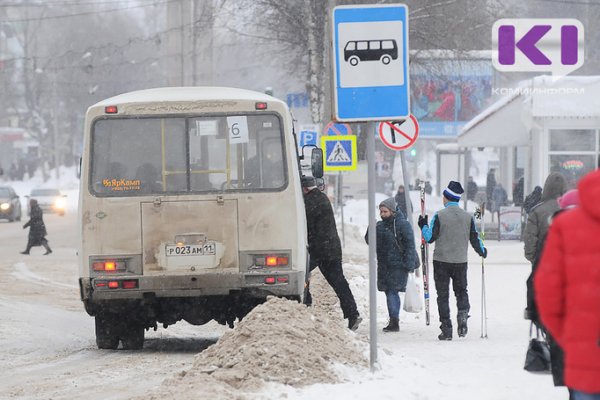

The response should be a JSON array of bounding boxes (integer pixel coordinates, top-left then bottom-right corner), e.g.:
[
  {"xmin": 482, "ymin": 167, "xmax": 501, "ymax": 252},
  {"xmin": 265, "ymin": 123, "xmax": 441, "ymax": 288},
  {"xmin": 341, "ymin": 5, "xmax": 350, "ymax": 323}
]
[{"xmin": 443, "ymin": 181, "xmax": 464, "ymax": 201}]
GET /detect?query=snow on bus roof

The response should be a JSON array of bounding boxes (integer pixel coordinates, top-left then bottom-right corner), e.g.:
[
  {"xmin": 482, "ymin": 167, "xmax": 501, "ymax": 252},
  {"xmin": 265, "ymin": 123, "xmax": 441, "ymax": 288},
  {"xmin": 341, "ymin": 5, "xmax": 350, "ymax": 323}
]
[{"xmin": 92, "ymin": 87, "xmax": 280, "ymax": 107}]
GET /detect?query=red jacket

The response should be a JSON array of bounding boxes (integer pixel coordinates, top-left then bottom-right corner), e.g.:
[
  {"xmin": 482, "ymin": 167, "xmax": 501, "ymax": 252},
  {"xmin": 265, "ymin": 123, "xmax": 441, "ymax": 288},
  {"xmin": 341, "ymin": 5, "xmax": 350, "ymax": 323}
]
[{"xmin": 535, "ymin": 170, "xmax": 600, "ymax": 393}]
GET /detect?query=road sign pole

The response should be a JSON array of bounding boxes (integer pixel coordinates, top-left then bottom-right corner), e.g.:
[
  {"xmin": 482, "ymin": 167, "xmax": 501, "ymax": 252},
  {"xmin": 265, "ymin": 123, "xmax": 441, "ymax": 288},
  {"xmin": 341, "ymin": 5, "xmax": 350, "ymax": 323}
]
[
  {"xmin": 400, "ymin": 150, "xmax": 413, "ymax": 227},
  {"xmin": 367, "ymin": 122, "xmax": 378, "ymax": 370}
]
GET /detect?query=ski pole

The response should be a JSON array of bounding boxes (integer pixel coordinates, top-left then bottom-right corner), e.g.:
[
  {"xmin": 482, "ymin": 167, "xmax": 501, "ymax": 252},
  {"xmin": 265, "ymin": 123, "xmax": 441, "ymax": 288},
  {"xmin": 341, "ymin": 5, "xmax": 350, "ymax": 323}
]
[
  {"xmin": 479, "ymin": 203, "xmax": 488, "ymax": 339},
  {"xmin": 420, "ymin": 182, "xmax": 430, "ymax": 326}
]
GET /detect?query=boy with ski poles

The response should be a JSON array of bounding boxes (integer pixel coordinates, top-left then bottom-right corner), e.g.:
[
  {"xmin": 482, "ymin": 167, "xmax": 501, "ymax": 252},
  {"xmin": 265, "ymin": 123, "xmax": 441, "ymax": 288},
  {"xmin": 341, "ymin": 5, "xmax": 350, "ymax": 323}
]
[{"xmin": 417, "ymin": 181, "xmax": 488, "ymax": 340}]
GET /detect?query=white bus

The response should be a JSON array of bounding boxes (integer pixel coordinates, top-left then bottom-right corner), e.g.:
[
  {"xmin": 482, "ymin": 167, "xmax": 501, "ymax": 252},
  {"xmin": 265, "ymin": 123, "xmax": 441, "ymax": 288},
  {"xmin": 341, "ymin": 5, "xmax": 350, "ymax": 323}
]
[{"xmin": 78, "ymin": 87, "xmax": 323, "ymax": 349}]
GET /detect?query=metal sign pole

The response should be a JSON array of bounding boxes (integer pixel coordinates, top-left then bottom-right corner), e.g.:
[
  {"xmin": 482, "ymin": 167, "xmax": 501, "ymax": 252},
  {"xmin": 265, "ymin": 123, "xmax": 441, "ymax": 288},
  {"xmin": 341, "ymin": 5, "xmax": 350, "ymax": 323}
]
[
  {"xmin": 367, "ymin": 122, "xmax": 378, "ymax": 370},
  {"xmin": 400, "ymin": 150, "xmax": 413, "ymax": 227}
]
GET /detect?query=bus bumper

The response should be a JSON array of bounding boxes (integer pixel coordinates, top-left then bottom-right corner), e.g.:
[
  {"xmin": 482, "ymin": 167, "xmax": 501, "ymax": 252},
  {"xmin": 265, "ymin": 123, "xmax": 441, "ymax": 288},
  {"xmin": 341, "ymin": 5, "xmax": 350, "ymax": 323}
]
[{"xmin": 79, "ymin": 270, "xmax": 305, "ymax": 301}]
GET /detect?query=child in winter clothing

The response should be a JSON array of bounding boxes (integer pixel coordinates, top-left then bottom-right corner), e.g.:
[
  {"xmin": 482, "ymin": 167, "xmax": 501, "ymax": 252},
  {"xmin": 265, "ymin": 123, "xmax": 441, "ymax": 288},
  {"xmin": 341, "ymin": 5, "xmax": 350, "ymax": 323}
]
[{"xmin": 365, "ymin": 198, "xmax": 419, "ymax": 332}]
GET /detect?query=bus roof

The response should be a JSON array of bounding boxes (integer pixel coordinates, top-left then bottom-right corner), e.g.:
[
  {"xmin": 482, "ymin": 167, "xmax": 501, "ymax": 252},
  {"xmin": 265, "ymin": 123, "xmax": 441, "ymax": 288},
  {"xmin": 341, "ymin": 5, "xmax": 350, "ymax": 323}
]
[{"xmin": 92, "ymin": 87, "xmax": 282, "ymax": 108}]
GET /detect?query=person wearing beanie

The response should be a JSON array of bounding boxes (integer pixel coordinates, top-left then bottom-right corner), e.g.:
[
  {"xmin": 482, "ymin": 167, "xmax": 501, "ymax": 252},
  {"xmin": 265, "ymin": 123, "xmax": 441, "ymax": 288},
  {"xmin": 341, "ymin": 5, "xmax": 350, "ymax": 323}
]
[
  {"xmin": 535, "ymin": 170, "xmax": 600, "ymax": 398},
  {"xmin": 417, "ymin": 180, "xmax": 487, "ymax": 340},
  {"xmin": 364, "ymin": 198, "xmax": 419, "ymax": 332},
  {"xmin": 302, "ymin": 176, "xmax": 361, "ymax": 331}
]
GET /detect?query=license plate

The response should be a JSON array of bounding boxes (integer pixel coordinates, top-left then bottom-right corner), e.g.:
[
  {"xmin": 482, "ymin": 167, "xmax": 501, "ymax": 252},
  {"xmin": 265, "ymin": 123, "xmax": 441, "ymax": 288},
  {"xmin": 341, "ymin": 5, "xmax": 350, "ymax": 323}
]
[{"xmin": 166, "ymin": 242, "xmax": 216, "ymax": 256}]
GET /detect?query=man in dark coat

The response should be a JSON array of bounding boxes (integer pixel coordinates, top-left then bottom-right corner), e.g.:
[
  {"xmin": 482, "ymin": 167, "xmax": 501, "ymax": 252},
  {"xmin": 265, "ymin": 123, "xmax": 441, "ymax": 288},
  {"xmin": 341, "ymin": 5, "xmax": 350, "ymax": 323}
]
[
  {"xmin": 466, "ymin": 176, "xmax": 478, "ymax": 202},
  {"xmin": 394, "ymin": 185, "xmax": 412, "ymax": 219},
  {"xmin": 21, "ymin": 199, "xmax": 52, "ymax": 255},
  {"xmin": 418, "ymin": 181, "xmax": 487, "ymax": 340},
  {"xmin": 302, "ymin": 176, "xmax": 361, "ymax": 330},
  {"xmin": 365, "ymin": 197, "xmax": 419, "ymax": 332}
]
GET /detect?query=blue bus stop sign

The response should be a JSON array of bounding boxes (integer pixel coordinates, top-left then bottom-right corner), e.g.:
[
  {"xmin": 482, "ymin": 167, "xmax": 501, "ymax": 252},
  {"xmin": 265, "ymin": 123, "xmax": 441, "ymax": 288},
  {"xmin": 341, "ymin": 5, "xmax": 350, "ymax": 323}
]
[{"xmin": 332, "ymin": 4, "xmax": 410, "ymax": 122}]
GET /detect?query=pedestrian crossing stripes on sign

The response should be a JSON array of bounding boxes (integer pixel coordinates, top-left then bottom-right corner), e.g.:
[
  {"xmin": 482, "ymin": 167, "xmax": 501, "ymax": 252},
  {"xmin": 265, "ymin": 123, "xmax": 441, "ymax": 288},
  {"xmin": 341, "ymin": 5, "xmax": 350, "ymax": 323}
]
[{"xmin": 321, "ymin": 135, "xmax": 357, "ymax": 171}]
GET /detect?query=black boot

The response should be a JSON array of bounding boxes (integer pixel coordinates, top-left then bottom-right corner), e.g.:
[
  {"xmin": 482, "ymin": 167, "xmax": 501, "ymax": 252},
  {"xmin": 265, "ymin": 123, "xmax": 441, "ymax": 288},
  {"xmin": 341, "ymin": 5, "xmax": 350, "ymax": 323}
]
[
  {"xmin": 383, "ymin": 317, "xmax": 399, "ymax": 332},
  {"xmin": 457, "ymin": 311, "xmax": 469, "ymax": 337},
  {"xmin": 43, "ymin": 240, "xmax": 52, "ymax": 255},
  {"xmin": 348, "ymin": 314, "xmax": 362, "ymax": 331},
  {"xmin": 438, "ymin": 322, "xmax": 453, "ymax": 341}
]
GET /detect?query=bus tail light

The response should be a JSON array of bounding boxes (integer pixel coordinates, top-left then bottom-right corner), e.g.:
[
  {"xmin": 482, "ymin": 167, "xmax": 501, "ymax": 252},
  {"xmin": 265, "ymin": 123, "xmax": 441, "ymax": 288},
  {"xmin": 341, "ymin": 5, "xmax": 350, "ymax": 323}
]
[
  {"xmin": 93, "ymin": 260, "xmax": 127, "ymax": 272},
  {"xmin": 254, "ymin": 254, "xmax": 289, "ymax": 268},
  {"xmin": 255, "ymin": 102, "xmax": 267, "ymax": 110},
  {"xmin": 94, "ymin": 279, "xmax": 139, "ymax": 289},
  {"xmin": 105, "ymin": 105, "xmax": 118, "ymax": 114}
]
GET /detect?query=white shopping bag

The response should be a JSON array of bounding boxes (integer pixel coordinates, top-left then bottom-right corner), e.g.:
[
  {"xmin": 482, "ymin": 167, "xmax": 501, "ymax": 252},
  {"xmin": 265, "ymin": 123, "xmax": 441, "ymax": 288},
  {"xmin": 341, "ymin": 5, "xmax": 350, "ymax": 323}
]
[{"xmin": 403, "ymin": 272, "xmax": 423, "ymax": 313}]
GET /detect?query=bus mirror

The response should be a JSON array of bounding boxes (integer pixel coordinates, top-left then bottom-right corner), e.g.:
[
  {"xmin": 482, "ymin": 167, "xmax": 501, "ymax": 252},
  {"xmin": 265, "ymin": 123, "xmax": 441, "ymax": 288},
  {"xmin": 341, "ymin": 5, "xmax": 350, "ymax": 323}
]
[
  {"xmin": 311, "ymin": 148, "xmax": 323, "ymax": 178},
  {"xmin": 77, "ymin": 157, "xmax": 82, "ymax": 179}
]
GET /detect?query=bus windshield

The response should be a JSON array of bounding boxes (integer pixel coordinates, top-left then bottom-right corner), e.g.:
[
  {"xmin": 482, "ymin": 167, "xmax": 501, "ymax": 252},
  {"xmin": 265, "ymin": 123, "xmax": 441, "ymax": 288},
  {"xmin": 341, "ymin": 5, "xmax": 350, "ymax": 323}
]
[{"xmin": 90, "ymin": 113, "xmax": 286, "ymax": 196}]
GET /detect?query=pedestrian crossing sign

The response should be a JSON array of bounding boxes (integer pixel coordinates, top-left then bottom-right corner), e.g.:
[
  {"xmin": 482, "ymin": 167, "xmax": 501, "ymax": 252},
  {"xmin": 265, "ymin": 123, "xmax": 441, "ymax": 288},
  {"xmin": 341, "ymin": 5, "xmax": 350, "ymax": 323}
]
[{"xmin": 322, "ymin": 135, "xmax": 357, "ymax": 171}]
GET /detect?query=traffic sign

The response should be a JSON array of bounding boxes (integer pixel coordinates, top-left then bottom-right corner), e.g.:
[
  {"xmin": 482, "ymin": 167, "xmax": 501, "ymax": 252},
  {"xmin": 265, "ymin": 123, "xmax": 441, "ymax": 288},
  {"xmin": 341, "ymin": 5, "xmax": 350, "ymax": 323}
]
[
  {"xmin": 321, "ymin": 135, "xmax": 357, "ymax": 171},
  {"xmin": 378, "ymin": 114, "xmax": 419, "ymax": 151},
  {"xmin": 324, "ymin": 121, "xmax": 352, "ymax": 136},
  {"xmin": 299, "ymin": 124, "xmax": 319, "ymax": 148},
  {"xmin": 332, "ymin": 4, "xmax": 410, "ymax": 122}
]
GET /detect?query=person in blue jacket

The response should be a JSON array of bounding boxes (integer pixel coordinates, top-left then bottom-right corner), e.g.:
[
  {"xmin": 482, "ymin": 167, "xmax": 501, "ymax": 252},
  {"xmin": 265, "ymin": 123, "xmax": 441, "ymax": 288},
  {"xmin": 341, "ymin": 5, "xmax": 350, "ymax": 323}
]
[
  {"xmin": 418, "ymin": 181, "xmax": 487, "ymax": 340},
  {"xmin": 366, "ymin": 198, "xmax": 419, "ymax": 332}
]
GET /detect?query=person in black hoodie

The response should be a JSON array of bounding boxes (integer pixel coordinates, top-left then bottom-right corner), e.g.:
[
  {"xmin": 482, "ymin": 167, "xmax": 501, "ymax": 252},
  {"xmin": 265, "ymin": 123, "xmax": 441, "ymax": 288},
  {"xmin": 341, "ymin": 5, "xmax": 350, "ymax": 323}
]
[
  {"xmin": 302, "ymin": 175, "xmax": 361, "ymax": 330},
  {"xmin": 21, "ymin": 199, "xmax": 52, "ymax": 255}
]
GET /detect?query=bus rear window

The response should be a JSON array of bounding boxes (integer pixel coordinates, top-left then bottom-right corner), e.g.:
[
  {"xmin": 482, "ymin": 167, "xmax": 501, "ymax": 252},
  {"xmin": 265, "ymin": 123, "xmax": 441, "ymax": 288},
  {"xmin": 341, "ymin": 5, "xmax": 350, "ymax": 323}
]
[{"xmin": 90, "ymin": 114, "xmax": 287, "ymax": 196}]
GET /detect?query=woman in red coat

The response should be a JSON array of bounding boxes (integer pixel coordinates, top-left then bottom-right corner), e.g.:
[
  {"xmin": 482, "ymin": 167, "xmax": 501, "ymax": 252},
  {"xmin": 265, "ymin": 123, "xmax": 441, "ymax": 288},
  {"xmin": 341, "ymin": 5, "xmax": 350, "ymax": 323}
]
[{"xmin": 535, "ymin": 169, "xmax": 600, "ymax": 399}]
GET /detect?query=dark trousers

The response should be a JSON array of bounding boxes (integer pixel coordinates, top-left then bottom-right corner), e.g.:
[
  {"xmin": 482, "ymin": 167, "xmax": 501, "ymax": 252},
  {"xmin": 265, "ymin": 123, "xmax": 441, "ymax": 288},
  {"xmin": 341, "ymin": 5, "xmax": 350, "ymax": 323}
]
[
  {"xmin": 305, "ymin": 258, "xmax": 358, "ymax": 319},
  {"xmin": 433, "ymin": 260, "xmax": 470, "ymax": 326}
]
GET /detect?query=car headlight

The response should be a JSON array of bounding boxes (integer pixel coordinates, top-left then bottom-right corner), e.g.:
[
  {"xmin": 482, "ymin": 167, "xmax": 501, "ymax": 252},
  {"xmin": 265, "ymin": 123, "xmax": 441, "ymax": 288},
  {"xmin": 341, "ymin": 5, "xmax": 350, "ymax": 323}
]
[
  {"xmin": 0, "ymin": 203, "xmax": 10, "ymax": 211},
  {"xmin": 54, "ymin": 198, "xmax": 66, "ymax": 209}
]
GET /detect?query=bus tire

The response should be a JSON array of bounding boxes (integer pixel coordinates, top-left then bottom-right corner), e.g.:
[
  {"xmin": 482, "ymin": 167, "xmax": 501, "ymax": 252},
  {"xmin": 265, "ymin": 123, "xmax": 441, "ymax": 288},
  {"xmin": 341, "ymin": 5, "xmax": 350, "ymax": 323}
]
[
  {"xmin": 381, "ymin": 55, "xmax": 391, "ymax": 65},
  {"xmin": 121, "ymin": 324, "xmax": 145, "ymax": 350},
  {"xmin": 349, "ymin": 56, "xmax": 359, "ymax": 66},
  {"xmin": 95, "ymin": 315, "xmax": 119, "ymax": 350}
]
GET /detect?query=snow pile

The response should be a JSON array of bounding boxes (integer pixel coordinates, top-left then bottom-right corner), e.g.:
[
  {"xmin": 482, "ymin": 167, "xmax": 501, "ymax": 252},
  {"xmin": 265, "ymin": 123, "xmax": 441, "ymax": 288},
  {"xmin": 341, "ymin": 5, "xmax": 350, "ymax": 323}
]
[{"xmin": 141, "ymin": 293, "xmax": 368, "ymax": 399}]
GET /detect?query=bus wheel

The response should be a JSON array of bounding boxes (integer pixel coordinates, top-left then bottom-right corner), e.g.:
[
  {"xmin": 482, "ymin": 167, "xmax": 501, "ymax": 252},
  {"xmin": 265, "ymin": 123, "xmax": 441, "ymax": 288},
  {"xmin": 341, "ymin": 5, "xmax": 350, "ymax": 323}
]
[
  {"xmin": 95, "ymin": 315, "xmax": 119, "ymax": 350},
  {"xmin": 381, "ymin": 55, "xmax": 391, "ymax": 65},
  {"xmin": 121, "ymin": 323, "xmax": 145, "ymax": 350},
  {"xmin": 349, "ymin": 56, "xmax": 359, "ymax": 66}
]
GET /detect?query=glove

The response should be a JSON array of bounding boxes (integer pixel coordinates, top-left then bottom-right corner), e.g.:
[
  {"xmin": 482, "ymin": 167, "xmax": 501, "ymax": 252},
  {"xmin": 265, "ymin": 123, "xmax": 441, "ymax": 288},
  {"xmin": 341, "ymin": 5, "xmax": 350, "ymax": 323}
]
[
  {"xmin": 417, "ymin": 214, "xmax": 428, "ymax": 229},
  {"xmin": 482, "ymin": 247, "xmax": 488, "ymax": 259}
]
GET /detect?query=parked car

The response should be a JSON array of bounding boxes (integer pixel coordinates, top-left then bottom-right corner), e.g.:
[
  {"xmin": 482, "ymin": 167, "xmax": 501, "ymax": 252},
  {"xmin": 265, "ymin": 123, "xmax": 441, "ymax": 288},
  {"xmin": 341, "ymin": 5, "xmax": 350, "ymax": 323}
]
[
  {"xmin": 0, "ymin": 186, "xmax": 22, "ymax": 222},
  {"xmin": 28, "ymin": 188, "xmax": 67, "ymax": 216}
]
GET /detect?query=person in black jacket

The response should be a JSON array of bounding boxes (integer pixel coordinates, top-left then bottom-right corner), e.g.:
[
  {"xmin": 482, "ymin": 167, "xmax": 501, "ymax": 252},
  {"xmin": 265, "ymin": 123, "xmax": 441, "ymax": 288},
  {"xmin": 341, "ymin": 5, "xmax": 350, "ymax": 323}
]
[
  {"xmin": 394, "ymin": 185, "xmax": 412, "ymax": 219},
  {"xmin": 365, "ymin": 197, "xmax": 419, "ymax": 332},
  {"xmin": 21, "ymin": 199, "xmax": 52, "ymax": 255},
  {"xmin": 302, "ymin": 175, "xmax": 361, "ymax": 331}
]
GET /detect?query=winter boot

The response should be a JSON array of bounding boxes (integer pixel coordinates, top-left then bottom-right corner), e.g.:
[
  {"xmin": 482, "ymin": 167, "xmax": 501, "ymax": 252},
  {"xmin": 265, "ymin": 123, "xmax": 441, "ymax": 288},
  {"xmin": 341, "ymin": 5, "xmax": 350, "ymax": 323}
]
[
  {"xmin": 457, "ymin": 311, "xmax": 470, "ymax": 338},
  {"xmin": 348, "ymin": 314, "xmax": 362, "ymax": 331},
  {"xmin": 438, "ymin": 322, "xmax": 453, "ymax": 341},
  {"xmin": 383, "ymin": 317, "xmax": 400, "ymax": 332}
]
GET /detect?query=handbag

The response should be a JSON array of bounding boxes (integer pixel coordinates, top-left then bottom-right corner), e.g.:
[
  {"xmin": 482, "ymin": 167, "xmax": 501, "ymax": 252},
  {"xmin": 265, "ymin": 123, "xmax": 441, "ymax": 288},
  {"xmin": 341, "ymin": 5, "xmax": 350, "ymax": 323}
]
[
  {"xmin": 524, "ymin": 322, "xmax": 551, "ymax": 373},
  {"xmin": 403, "ymin": 272, "xmax": 423, "ymax": 313}
]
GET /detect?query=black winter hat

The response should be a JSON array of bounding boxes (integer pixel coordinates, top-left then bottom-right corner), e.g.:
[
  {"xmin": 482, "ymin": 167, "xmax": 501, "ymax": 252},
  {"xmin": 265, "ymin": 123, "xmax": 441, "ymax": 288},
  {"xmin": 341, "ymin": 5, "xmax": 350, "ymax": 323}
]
[
  {"xmin": 301, "ymin": 175, "xmax": 317, "ymax": 188},
  {"xmin": 443, "ymin": 180, "xmax": 464, "ymax": 201}
]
